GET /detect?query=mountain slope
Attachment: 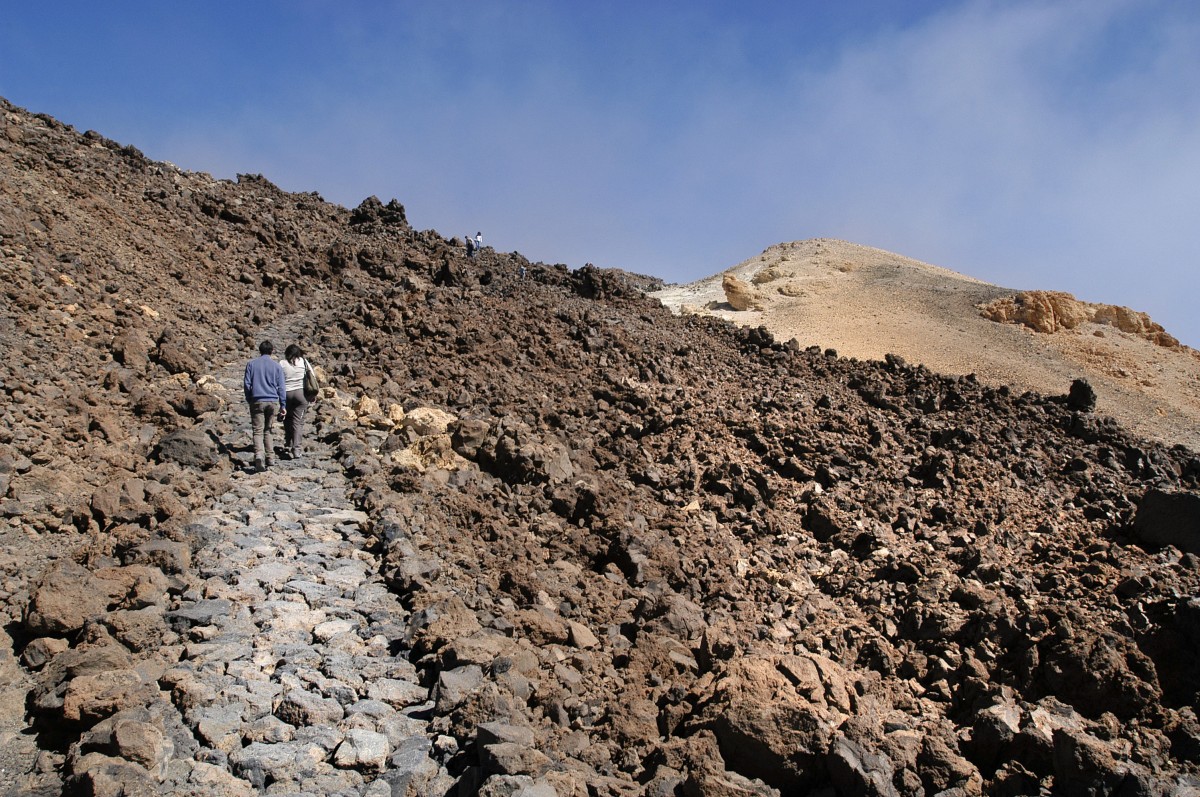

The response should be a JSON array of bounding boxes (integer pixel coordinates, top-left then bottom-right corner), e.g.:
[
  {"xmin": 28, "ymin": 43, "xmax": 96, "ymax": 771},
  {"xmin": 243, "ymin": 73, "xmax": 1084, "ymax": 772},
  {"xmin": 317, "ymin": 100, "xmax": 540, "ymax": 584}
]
[
  {"xmin": 653, "ymin": 238, "xmax": 1200, "ymax": 451},
  {"xmin": 3, "ymin": 97, "xmax": 1200, "ymax": 795}
]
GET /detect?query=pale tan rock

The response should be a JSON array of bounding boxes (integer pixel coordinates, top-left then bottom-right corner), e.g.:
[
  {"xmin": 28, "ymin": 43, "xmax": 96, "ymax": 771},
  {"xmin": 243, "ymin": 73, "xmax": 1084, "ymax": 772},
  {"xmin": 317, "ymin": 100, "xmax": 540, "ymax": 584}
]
[
  {"xmin": 402, "ymin": 406, "xmax": 457, "ymax": 436},
  {"xmin": 367, "ymin": 678, "xmax": 428, "ymax": 709},
  {"xmin": 334, "ymin": 728, "xmax": 390, "ymax": 771},
  {"xmin": 751, "ymin": 266, "xmax": 785, "ymax": 285},
  {"xmin": 722, "ymin": 274, "xmax": 763, "ymax": 311},
  {"xmin": 388, "ymin": 435, "xmax": 470, "ymax": 473},
  {"xmin": 386, "ymin": 403, "xmax": 406, "ymax": 425},
  {"xmin": 979, "ymin": 290, "xmax": 1179, "ymax": 347},
  {"xmin": 313, "ymin": 618, "xmax": 356, "ymax": 642},
  {"xmin": 354, "ymin": 395, "xmax": 382, "ymax": 417}
]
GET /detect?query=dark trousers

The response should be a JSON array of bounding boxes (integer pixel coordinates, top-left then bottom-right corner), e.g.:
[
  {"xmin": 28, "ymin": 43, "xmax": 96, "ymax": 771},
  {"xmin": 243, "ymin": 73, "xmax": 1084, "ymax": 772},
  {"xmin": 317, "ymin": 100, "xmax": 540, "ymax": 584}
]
[
  {"xmin": 249, "ymin": 401, "xmax": 278, "ymax": 464},
  {"xmin": 284, "ymin": 390, "xmax": 309, "ymax": 453}
]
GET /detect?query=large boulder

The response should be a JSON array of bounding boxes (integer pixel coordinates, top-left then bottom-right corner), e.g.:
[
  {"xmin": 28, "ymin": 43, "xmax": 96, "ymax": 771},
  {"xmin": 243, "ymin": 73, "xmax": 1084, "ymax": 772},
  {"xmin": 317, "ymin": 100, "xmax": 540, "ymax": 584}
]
[
  {"xmin": 480, "ymin": 421, "xmax": 575, "ymax": 485},
  {"xmin": 25, "ymin": 561, "xmax": 129, "ymax": 636},
  {"xmin": 90, "ymin": 478, "xmax": 152, "ymax": 525},
  {"xmin": 110, "ymin": 329, "xmax": 154, "ymax": 369},
  {"xmin": 155, "ymin": 428, "xmax": 222, "ymax": 469},
  {"xmin": 1132, "ymin": 489, "xmax": 1200, "ymax": 555},
  {"xmin": 402, "ymin": 406, "xmax": 457, "ymax": 436},
  {"xmin": 154, "ymin": 342, "xmax": 201, "ymax": 376},
  {"xmin": 722, "ymin": 274, "xmax": 764, "ymax": 311},
  {"xmin": 686, "ymin": 654, "xmax": 859, "ymax": 792}
]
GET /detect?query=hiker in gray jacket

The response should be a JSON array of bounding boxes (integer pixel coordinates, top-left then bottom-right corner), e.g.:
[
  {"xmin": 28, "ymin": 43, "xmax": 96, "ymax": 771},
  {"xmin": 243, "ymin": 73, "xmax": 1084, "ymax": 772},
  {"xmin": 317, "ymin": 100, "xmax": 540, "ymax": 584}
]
[{"xmin": 243, "ymin": 340, "xmax": 286, "ymax": 472}]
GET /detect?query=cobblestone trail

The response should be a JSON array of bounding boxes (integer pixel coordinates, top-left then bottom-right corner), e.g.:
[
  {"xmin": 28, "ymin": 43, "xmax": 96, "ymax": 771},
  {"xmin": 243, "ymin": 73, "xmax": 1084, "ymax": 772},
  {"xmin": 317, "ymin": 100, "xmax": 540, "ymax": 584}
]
[{"xmin": 141, "ymin": 349, "xmax": 451, "ymax": 794}]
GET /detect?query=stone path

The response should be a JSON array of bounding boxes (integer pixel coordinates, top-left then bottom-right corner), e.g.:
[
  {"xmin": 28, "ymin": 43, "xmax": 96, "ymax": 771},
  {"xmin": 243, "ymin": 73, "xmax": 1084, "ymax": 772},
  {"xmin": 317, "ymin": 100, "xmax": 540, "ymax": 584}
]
[{"xmin": 154, "ymin": 349, "xmax": 452, "ymax": 795}]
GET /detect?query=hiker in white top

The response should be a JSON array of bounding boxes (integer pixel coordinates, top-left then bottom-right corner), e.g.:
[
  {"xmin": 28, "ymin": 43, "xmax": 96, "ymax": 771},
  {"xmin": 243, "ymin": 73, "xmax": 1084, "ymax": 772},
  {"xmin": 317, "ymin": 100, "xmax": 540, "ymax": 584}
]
[{"xmin": 280, "ymin": 344, "xmax": 313, "ymax": 460}]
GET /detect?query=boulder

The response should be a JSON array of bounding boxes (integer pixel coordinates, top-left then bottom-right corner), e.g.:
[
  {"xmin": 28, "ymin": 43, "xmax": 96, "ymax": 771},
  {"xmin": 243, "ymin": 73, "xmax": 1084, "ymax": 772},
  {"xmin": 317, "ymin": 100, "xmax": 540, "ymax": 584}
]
[
  {"xmin": 154, "ymin": 342, "xmax": 200, "ymax": 375},
  {"xmin": 111, "ymin": 329, "xmax": 153, "ymax": 369},
  {"xmin": 1133, "ymin": 489, "xmax": 1200, "ymax": 555},
  {"xmin": 354, "ymin": 395, "xmax": 383, "ymax": 418},
  {"xmin": 90, "ymin": 478, "xmax": 152, "ymax": 525},
  {"xmin": 489, "ymin": 426, "xmax": 575, "ymax": 485},
  {"xmin": 88, "ymin": 410, "xmax": 128, "ymax": 443},
  {"xmin": 274, "ymin": 689, "xmax": 345, "ymax": 727},
  {"xmin": 61, "ymin": 669, "xmax": 160, "ymax": 724},
  {"xmin": 686, "ymin": 654, "xmax": 858, "ymax": 792},
  {"xmin": 125, "ymin": 540, "xmax": 191, "ymax": 574},
  {"xmin": 166, "ymin": 598, "xmax": 234, "ymax": 631},
  {"xmin": 366, "ymin": 678, "xmax": 427, "ymax": 709},
  {"xmin": 480, "ymin": 742, "xmax": 552, "ymax": 777},
  {"xmin": 25, "ymin": 561, "xmax": 128, "ymax": 636},
  {"xmin": 155, "ymin": 427, "xmax": 222, "ymax": 469},
  {"xmin": 103, "ymin": 607, "xmax": 175, "ymax": 653},
  {"xmin": 979, "ymin": 290, "xmax": 1180, "ymax": 346},
  {"xmin": 68, "ymin": 752, "xmax": 159, "ymax": 797},
  {"xmin": 827, "ymin": 735, "xmax": 899, "ymax": 797},
  {"xmin": 477, "ymin": 722, "xmax": 537, "ymax": 749},
  {"xmin": 567, "ymin": 621, "xmax": 600, "ymax": 650},
  {"xmin": 333, "ymin": 728, "xmax": 391, "ymax": 771},
  {"xmin": 229, "ymin": 741, "xmax": 327, "ymax": 789},
  {"xmin": 22, "ymin": 636, "xmax": 70, "ymax": 670},
  {"xmin": 1066, "ymin": 379, "xmax": 1097, "ymax": 412},
  {"xmin": 1052, "ymin": 728, "xmax": 1152, "ymax": 797},
  {"xmin": 451, "ymin": 419, "xmax": 492, "ymax": 459},
  {"xmin": 722, "ymin": 274, "xmax": 764, "ymax": 311},
  {"xmin": 181, "ymin": 762, "xmax": 255, "ymax": 797},
  {"xmin": 434, "ymin": 665, "xmax": 485, "ymax": 712},
  {"xmin": 382, "ymin": 735, "xmax": 447, "ymax": 797},
  {"xmin": 75, "ymin": 712, "xmax": 175, "ymax": 778},
  {"xmin": 403, "ymin": 407, "xmax": 457, "ymax": 436},
  {"xmin": 169, "ymin": 391, "xmax": 223, "ymax": 418}
]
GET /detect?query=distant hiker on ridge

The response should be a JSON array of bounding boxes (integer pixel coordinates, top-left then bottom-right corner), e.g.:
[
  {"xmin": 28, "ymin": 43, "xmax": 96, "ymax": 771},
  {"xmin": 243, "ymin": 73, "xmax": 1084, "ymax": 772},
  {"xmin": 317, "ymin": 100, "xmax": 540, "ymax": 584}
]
[
  {"xmin": 465, "ymin": 234, "xmax": 476, "ymax": 258},
  {"xmin": 475, "ymin": 231, "xmax": 483, "ymax": 253},
  {"xmin": 244, "ymin": 340, "xmax": 286, "ymax": 473}
]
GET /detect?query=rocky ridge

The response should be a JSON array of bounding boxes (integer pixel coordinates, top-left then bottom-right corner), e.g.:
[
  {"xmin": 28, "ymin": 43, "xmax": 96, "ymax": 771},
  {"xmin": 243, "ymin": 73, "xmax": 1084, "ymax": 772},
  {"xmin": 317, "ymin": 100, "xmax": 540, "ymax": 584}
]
[
  {"xmin": 978, "ymin": 291, "xmax": 1179, "ymax": 347},
  {"xmin": 2, "ymin": 97, "xmax": 1200, "ymax": 795}
]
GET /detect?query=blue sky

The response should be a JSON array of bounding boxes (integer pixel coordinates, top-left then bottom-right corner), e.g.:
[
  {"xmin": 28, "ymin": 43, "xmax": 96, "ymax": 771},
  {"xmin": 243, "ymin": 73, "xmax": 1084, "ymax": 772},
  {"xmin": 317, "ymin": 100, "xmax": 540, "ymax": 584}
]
[{"xmin": 3, "ymin": 1, "xmax": 1198, "ymax": 346}]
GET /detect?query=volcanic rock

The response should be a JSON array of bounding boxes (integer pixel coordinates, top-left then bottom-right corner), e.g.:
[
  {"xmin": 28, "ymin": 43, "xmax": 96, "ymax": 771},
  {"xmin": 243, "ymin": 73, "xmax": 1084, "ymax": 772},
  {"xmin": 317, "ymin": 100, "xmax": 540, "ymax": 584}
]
[
  {"xmin": 1133, "ymin": 489, "xmax": 1200, "ymax": 555},
  {"xmin": 2, "ymin": 96, "xmax": 1199, "ymax": 796}
]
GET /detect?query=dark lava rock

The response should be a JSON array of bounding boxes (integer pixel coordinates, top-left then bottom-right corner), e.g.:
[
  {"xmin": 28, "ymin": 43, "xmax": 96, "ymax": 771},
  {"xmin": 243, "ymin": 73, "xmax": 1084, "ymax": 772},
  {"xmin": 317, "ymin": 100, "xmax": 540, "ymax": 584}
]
[
  {"xmin": 1133, "ymin": 488, "xmax": 1200, "ymax": 555},
  {"xmin": 155, "ymin": 428, "xmax": 223, "ymax": 469}
]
